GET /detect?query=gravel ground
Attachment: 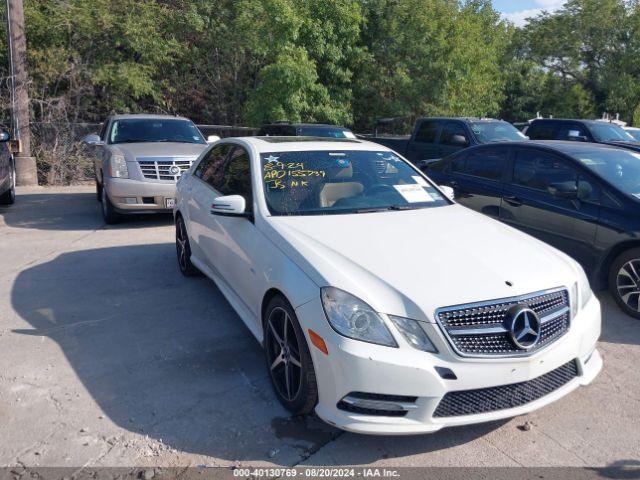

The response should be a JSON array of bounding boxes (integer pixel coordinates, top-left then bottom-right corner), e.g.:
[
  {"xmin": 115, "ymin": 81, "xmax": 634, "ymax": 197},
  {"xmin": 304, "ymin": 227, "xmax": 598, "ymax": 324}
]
[{"xmin": 0, "ymin": 186, "xmax": 638, "ymax": 472}]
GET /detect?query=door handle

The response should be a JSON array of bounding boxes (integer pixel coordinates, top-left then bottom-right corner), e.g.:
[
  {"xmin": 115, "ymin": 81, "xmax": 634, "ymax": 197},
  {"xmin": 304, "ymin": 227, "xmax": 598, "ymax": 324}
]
[{"xmin": 504, "ymin": 196, "xmax": 523, "ymax": 206}]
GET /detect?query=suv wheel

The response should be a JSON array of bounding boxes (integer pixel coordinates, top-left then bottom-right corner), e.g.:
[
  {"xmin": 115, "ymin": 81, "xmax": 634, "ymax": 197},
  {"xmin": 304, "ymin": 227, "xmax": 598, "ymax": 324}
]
[
  {"xmin": 610, "ymin": 247, "xmax": 640, "ymax": 319},
  {"xmin": 101, "ymin": 185, "xmax": 121, "ymax": 224},
  {"xmin": 0, "ymin": 160, "xmax": 16, "ymax": 205},
  {"xmin": 264, "ymin": 295, "xmax": 318, "ymax": 415},
  {"xmin": 175, "ymin": 215, "xmax": 200, "ymax": 276}
]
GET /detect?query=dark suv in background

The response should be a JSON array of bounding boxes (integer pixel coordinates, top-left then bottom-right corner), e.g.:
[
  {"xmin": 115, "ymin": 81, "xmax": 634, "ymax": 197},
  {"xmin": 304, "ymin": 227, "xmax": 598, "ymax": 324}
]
[
  {"xmin": 0, "ymin": 129, "xmax": 15, "ymax": 205},
  {"xmin": 527, "ymin": 119, "xmax": 640, "ymax": 153},
  {"xmin": 258, "ymin": 122, "xmax": 355, "ymax": 138},
  {"xmin": 366, "ymin": 117, "xmax": 527, "ymax": 164},
  {"xmin": 423, "ymin": 140, "xmax": 640, "ymax": 319}
]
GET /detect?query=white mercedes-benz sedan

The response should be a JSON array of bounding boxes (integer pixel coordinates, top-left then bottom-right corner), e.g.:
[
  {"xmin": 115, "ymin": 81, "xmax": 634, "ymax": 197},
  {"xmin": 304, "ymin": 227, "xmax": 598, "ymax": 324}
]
[{"xmin": 174, "ymin": 136, "xmax": 602, "ymax": 435}]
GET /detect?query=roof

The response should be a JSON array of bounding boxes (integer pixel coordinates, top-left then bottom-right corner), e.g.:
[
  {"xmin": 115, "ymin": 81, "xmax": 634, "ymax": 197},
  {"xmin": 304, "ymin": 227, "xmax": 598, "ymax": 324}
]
[
  {"xmin": 529, "ymin": 118, "xmax": 604, "ymax": 125},
  {"xmin": 227, "ymin": 136, "xmax": 391, "ymax": 153},
  {"xmin": 263, "ymin": 122, "xmax": 347, "ymax": 128},
  {"xmin": 417, "ymin": 117, "xmax": 503, "ymax": 123},
  {"xmin": 464, "ymin": 140, "xmax": 625, "ymax": 154},
  {"xmin": 110, "ymin": 114, "xmax": 191, "ymax": 121}
]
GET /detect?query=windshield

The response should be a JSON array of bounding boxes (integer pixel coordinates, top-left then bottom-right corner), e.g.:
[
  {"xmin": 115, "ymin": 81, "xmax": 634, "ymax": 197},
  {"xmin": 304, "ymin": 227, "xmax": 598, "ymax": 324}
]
[
  {"xmin": 470, "ymin": 122, "xmax": 526, "ymax": 143},
  {"xmin": 297, "ymin": 126, "xmax": 355, "ymax": 139},
  {"xmin": 109, "ymin": 119, "xmax": 206, "ymax": 144},
  {"xmin": 626, "ymin": 129, "xmax": 640, "ymax": 141},
  {"xmin": 573, "ymin": 148, "xmax": 640, "ymax": 198},
  {"xmin": 261, "ymin": 150, "xmax": 448, "ymax": 216},
  {"xmin": 588, "ymin": 123, "xmax": 636, "ymax": 142}
]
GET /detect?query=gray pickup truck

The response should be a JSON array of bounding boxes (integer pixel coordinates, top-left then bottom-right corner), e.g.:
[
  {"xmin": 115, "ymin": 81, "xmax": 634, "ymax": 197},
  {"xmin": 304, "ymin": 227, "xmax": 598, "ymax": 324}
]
[{"xmin": 365, "ymin": 117, "xmax": 527, "ymax": 164}]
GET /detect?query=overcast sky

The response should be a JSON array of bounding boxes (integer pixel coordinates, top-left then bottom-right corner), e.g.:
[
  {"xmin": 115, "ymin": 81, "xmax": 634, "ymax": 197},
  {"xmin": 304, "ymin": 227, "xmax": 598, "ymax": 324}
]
[{"xmin": 493, "ymin": 0, "xmax": 567, "ymax": 26}]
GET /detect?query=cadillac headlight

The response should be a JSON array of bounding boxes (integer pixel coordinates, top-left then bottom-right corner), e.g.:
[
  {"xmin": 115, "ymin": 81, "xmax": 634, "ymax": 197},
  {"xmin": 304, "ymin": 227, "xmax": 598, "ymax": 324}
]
[
  {"xmin": 109, "ymin": 154, "xmax": 129, "ymax": 178},
  {"xmin": 388, "ymin": 315, "xmax": 438, "ymax": 353},
  {"xmin": 321, "ymin": 287, "xmax": 397, "ymax": 347}
]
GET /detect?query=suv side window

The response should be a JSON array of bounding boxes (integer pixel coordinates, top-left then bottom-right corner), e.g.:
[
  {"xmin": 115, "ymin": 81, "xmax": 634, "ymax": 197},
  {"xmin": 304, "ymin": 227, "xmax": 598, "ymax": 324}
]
[
  {"xmin": 440, "ymin": 122, "xmax": 469, "ymax": 147},
  {"xmin": 513, "ymin": 149, "xmax": 577, "ymax": 192},
  {"xmin": 451, "ymin": 148, "xmax": 507, "ymax": 181},
  {"xmin": 557, "ymin": 123, "xmax": 588, "ymax": 141},
  {"xmin": 194, "ymin": 144, "xmax": 233, "ymax": 183},
  {"xmin": 414, "ymin": 121, "xmax": 440, "ymax": 143},
  {"xmin": 527, "ymin": 122, "xmax": 558, "ymax": 140},
  {"xmin": 219, "ymin": 147, "xmax": 253, "ymax": 211}
]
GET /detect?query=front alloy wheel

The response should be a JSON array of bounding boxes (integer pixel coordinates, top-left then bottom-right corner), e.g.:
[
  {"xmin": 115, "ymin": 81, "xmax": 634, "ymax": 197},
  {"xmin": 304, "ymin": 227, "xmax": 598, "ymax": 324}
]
[
  {"xmin": 264, "ymin": 296, "xmax": 317, "ymax": 415},
  {"xmin": 610, "ymin": 248, "xmax": 640, "ymax": 319},
  {"xmin": 175, "ymin": 215, "xmax": 200, "ymax": 276}
]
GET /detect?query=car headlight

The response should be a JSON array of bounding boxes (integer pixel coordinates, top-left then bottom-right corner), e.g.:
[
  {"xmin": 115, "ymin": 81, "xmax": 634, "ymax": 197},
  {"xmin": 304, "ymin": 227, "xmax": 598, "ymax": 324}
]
[
  {"xmin": 109, "ymin": 154, "xmax": 129, "ymax": 178},
  {"xmin": 571, "ymin": 266, "xmax": 593, "ymax": 319},
  {"xmin": 388, "ymin": 315, "xmax": 438, "ymax": 353},
  {"xmin": 320, "ymin": 287, "xmax": 397, "ymax": 347}
]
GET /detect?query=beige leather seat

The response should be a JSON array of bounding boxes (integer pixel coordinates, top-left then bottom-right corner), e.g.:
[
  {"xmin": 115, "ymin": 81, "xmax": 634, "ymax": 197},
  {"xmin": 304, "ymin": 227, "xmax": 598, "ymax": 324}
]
[{"xmin": 319, "ymin": 182, "xmax": 364, "ymax": 207}]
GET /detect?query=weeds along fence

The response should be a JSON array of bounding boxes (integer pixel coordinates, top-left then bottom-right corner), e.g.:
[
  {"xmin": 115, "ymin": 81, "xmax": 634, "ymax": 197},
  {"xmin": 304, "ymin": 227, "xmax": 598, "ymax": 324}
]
[{"xmin": 30, "ymin": 122, "xmax": 258, "ymax": 185}]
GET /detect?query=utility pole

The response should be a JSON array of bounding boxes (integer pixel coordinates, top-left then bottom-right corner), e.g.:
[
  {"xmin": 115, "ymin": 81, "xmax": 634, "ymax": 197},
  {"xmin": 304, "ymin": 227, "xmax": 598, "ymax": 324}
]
[{"xmin": 6, "ymin": 0, "xmax": 37, "ymax": 185}]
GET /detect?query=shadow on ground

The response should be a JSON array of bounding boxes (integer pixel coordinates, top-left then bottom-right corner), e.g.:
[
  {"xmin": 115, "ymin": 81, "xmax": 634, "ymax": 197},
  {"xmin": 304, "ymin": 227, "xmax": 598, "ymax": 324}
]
[
  {"xmin": 10, "ymin": 243, "xmax": 508, "ymax": 463},
  {"xmin": 0, "ymin": 191, "xmax": 173, "ymax": 231}
]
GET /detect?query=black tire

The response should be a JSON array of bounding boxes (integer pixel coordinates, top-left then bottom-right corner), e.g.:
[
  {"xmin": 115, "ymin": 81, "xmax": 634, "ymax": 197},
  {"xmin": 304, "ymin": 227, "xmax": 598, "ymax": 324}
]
[
  {"xmin": 0, "ymin": 160, "xmax": 16, "ymax": 205},
  {"xmin": 96, "ymin": 179, "xmax": 102, "ymax": 202},
  {"xmin": 609, "ymin": 247, "xmax": 640, "ymax": 319},
  {"xmin": 175, "ymin": 215, "xmax": 201, "ymax": 276},
  {"xmin": 264, "ymin": 295, "xmax": 318, "ymax": 415},
  {"xmin": 100, "ymin": 185, "xmax": 121, "ymax": 224}
]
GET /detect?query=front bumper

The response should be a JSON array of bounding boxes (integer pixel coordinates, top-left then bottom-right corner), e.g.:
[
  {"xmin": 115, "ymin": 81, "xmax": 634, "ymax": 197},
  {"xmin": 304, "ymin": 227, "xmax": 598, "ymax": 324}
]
[
  {"xmin": 296, "ymin": 294, "xmax": 602, "ymax": 435},
  {"xmin": 104, "ymin": 178, "xmax": 176, "ymax": 213}
]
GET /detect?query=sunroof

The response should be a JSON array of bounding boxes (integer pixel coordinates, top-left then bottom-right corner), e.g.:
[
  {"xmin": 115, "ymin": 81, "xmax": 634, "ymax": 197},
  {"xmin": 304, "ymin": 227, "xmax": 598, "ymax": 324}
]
[{"xmin": 257, "ymin": 136, "xmax": 361, "ymax": 143}]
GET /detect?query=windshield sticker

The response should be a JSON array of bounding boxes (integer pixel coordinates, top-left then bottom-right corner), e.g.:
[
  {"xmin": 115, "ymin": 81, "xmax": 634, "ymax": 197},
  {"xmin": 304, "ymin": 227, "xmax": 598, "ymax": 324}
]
[
  {"xmin": 394, "ymin": 184, "xmax": 434, "ymax": 203},
  {"xmin": 265, "ymin": 155, "xmax": 280, "ymax": 163},
  {"xmin": 328, "ymin": 152, "xmax": 346, "ymax": 156},
  {"xmin": 336, "ymin": 158, "xmax": 350, "ymax": 168},
  {"xmin": 412, "ymin": 175, "xmax": 429, "ymax": 187}
]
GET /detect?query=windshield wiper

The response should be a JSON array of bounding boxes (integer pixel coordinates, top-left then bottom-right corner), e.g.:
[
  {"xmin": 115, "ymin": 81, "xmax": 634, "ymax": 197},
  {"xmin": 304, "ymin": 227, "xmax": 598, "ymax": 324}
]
[{"xmin": 353, "ymin": 205, "xmax": 425, "ymax": 214}]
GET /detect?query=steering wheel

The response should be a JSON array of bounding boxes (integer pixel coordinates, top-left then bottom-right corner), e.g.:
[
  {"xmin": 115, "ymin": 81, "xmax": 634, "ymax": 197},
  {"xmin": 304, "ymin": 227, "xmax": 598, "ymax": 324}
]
[{"xmin": 365, "ymin": 184, "xmax": 396, "ymax": 197}]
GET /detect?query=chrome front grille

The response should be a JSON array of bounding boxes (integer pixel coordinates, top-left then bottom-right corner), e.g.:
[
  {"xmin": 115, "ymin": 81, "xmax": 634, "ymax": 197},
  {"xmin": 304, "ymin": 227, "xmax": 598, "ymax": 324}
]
[
  {"xmin": 137, "ymin": 156, "xmax": 197, "ymax": 181},
  {"xmin": 436, "ymin": 288, "xmax": 570, "ymax": 357}
]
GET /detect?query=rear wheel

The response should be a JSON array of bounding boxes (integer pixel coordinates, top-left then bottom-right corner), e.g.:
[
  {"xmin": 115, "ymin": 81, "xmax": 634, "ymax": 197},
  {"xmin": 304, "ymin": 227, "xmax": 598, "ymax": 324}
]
[
  {"xmin": 175, "ymin": 215, "xmax": 200, "ymax": 276},
  {"xmin": 0, "ymin": 160, "xmax": 16, "ymax": 205},
  {"xmin": 101, "ymin": 185, "xmax": 121, "ymax": 224},
  {"xmin": 609, "ymin": 248, "xmax": 640, "ymax": 319},
  {"xmin": 264, "ymin": 295, "xmax": 318, "ymax": 415}
]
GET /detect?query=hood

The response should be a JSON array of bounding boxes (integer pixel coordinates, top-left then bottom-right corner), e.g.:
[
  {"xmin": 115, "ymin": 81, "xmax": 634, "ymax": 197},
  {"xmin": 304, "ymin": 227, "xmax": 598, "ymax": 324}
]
[
  {"xmin": 267, "ymin": 205, "xmax": 579, "ymax": 322},
  {"xmin": 600, "ymin": 140, "xmax": 640, "ymax": 152},
  {"xmin": 111, "ymin": 142, "xmax": 207, "ymax": 160}
]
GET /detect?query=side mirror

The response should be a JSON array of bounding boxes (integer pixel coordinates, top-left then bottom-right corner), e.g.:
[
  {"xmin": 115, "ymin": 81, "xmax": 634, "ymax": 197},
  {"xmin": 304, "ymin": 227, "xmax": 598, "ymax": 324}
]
[
  {"xmin": 450, "ymin": 134, "xmax": 468, "ymax": 147},
  {"xmin": 439, "ymin": 185, "xmax": 455, "ymax": 201},
  {"xmin": 207, "ymin": 135, "xmax": 221, "ymax": 144},
  {"xmin": 210, "ymin": 195, "xmax": 249, "ymax": 217},
  {"xmin": 0, "ymin": 131, "xmax": 10, "ymax": 142},
  {"xmin": 82, "ymin": 134, "xmax": 103, "ymax": 146},
  {"xmin": 548, "ymin": 182, "xmax": 578, "ymax": 199}
]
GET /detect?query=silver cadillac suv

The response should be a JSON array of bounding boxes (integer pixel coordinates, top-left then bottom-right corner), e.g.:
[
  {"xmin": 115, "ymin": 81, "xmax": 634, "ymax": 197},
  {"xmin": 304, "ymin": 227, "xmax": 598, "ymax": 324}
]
[{"xmin": 83, "ymin": 114, "xmax": 214, "ymax": 224}]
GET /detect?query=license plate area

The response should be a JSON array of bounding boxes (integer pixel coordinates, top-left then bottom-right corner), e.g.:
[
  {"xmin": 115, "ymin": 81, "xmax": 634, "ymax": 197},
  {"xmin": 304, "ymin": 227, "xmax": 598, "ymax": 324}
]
[{"xmin": 164, "ymin": 198, "xmax": 175, "ymax": 208}]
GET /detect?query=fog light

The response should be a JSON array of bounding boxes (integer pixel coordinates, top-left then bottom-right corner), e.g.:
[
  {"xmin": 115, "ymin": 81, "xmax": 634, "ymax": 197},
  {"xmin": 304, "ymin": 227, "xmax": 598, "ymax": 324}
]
[
  {"xmin": 124, "ymin": 197, "xmax": 138, "ymax": 204},
  {"xmin": 337, "ymin": 392, "xmax": 418, "ymax": 417}
]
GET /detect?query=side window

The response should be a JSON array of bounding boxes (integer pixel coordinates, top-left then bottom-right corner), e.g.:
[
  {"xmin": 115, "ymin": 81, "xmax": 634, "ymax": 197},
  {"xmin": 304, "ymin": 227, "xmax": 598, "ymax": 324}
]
[
  {"xmin": 219, "ymin": 147, "xmax": 253, "ymax": 211},
  {"xmin": 557, "ymin": 124, "xmax": 588, "ymax": 141},
  {"xmin": 527, "ymin": 122, "xmax": 558, "ymax": 140},
  {"xmin": 194, "ymin": 144, "xmax": 233, "ymax": 183},
  {"xmin": 440, "ymin": 122, "xmax": 469, "ymax": 147},
  {"xmin": 414, "ymin": 121, "xmax": 440, "ymax": 143},
  {"xmin": 513, "ymin": 149, "xmax": 577, "ymax": 193},
  {"xmin": 451, "ymin": 149, "xmax": 507, "ymax": 181}
]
